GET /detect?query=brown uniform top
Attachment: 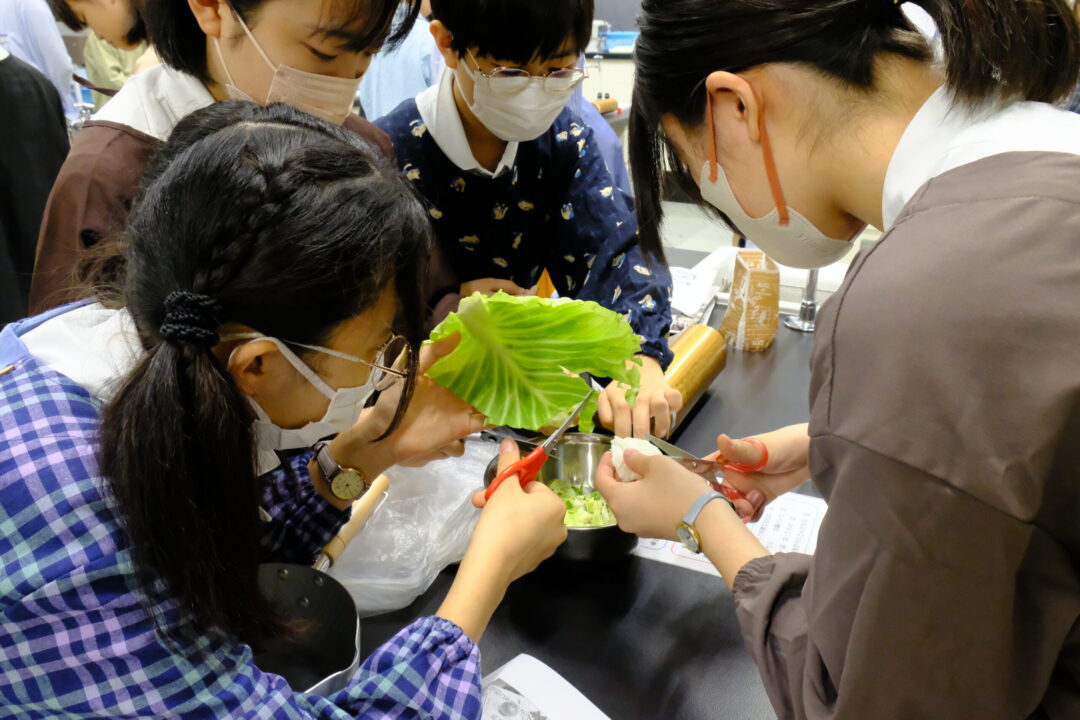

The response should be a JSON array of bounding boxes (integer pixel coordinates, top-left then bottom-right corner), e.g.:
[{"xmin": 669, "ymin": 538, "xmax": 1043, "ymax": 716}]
[
  {"xmin": 733, "ymin": 152, "xmax": 1080, "ymax": 719},
  {"xmin": 29, "ymin": 113, "xmax": 394, "ymax": 314}
]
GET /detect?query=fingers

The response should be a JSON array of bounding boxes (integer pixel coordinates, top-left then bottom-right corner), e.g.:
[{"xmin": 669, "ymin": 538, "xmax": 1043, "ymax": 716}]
[
  {"xmin": 621, "ymin": 448, "xmax": 665, "ymax": 476},
  {"xmin": 606, "ymin": 384, "xmax": 632, "ymax": 438},
  {"xmin": 495, "ymin": 438, "xmax": 521, "ymax": 474},
  {"xmin": 716, "ymin": 433, "xmax": 765, "ymax": 469},
  {"xmin": 594, "ymin": 452, "xmax": 620, "ymax": 496},
  {"xmin": 471, "ymin": 489, "xmax": 488, "ymax": 508},
  {"xmin": 632, "ymin": 394, "xmax": 652, "ymax": 439},
  {"xmin": 648, "ymin": 391, "xmax": 672, "ymax": 438},
  {"xmin": 597, "ymin": 387, "xmax": 614, "ymax": 427},
  {"xmin": 443, "ymin": 440, "xmax": 466, "ymax": 459},
  {"xmin": 419, "ymin": 332, "xmax": 462, "ymax": 373}
]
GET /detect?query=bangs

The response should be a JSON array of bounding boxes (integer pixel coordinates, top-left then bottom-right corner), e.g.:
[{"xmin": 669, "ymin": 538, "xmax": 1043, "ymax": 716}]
[{"xmin": 308, "ymin": 0, "xmax": 417, "ymax": 52}]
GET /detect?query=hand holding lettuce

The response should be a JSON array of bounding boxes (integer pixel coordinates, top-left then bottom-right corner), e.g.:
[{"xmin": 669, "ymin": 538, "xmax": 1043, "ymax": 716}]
[{"xmin": 425, "ymin": 292, "xmax": 642, "ymax": 433}]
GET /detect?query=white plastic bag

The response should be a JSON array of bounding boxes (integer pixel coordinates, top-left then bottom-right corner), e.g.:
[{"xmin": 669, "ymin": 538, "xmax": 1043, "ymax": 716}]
[{"xmin": 328, "ymin": 437, "xmax": 498, "ymax": 617}]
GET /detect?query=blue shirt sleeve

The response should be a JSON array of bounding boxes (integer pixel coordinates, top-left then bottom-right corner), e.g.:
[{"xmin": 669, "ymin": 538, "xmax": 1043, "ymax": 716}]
[
  {"xmin": 548, "ymin": 121, "xmax": 674, "ymax": 367},
  {"xmin": 258, "ymin": 450, "xmax": 351, "ymax": 565}
]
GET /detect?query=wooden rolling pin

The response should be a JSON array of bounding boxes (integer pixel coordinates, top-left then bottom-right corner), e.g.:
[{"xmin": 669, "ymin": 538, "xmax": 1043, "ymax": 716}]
[
  {"xmin": 664, "ymin": 325, "xmax": 728, "ymax": 430},
  {"xmin": 313, "ymin": 474, "xmax": 390, "ymax": 572},
  {"xmin": 591, "ymin": 97, "xmax": 619, "ymax": 114}
]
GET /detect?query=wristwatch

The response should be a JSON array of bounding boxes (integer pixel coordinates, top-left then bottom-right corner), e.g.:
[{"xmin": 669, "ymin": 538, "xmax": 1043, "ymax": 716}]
[
  {"xmin": 676, "ymin": 490, "xmax": 734, "ymax": 554},
  {"xmin": 313, "ymin": 440, "xmax": 369, "ymax": 501}
]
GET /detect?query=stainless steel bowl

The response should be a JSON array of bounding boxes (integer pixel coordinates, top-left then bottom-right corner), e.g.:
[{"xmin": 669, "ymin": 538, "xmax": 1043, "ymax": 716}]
[{"xmin": 483, "ymin": 433, "xmax": 637, "ymax": 562}]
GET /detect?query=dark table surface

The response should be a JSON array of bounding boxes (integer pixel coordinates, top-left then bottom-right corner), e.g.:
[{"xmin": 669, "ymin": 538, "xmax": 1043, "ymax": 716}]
[{"xmin": 362, "ymin": 249, "xmax": 816, "ymax": 720}]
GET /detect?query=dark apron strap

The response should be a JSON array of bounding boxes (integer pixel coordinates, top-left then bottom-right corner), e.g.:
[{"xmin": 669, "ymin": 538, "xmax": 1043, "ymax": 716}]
[{"xmin": 72, "ymin": 73, "xmax": 118, "ymax": 98}]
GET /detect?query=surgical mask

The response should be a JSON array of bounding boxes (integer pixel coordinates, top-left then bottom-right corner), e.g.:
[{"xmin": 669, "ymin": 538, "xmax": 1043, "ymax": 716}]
[
  {"xmin": 698, "ymin": 93, "xmax": 861, "ymax": 269},
  {"xmin": 225, "ymin": 335, "xmax": 378, "ymax": 459},
  {"xmin": 459, "ymin": 53, "xmax": 576, "ymax": 142},
  {"xmin": 213, "ymin": 12, "xmax": 360, "ymax": 125}
]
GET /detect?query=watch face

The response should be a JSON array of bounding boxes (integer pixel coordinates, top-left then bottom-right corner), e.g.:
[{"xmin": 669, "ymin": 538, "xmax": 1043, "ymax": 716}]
[
  {"xmin": 676, "ymin": 523, "xmax": 700, "ymax": 554},
  {"xmin": 330, "ymin": 469, "xmax": 365, "ymax": 501}
]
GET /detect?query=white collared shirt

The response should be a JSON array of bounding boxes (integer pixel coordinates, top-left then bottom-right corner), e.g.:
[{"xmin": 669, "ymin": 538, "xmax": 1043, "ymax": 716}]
[
  {"xmin": 22, "ymin": 303, "xmax": 283, "ymax": 480},
  {"xmin": 22, "ymin": 303, "xmax": 143, "ymax": 402},
  {"xmin": 93, "ymin": 63, "xmax": 216, "ymax": 141},
  {"xmin": 882, "ymin": 86, "xmax": 1080, "ymax": 228},
  {"xmin": 415, "ymin": 67, "xmax": 518, "ymax": 178}
]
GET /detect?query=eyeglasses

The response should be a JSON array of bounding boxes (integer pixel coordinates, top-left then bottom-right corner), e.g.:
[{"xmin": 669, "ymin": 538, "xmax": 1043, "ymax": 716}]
[
  {"xmin": 224, "ymin": 332, "xmax": 410, "ymax": 392},
  {"xmin": 467, "ymin": 50, "xmax": 587, "ymax": 95},
  {"xmin": 288, "ymin": 333, "xmax": 409, "ymax": 392}
]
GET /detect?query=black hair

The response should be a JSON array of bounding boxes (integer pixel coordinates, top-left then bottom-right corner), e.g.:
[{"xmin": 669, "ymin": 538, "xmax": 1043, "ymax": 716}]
[
  {"xmin": 430, "ymin": 0, "xmax": 593, "ymax": 65},
  {"xmin": 629, "ymin": 0, "xmax": 1080, "ymax": 263},
  {"xmin": 97, "ymin": 100, "xmax": 431, "ymax": 647},
  {"xmin": 147, "ymin": 0, "xmax": 421, "ymax": 83},
  {"xmin": 47, "ymin": 0, "xmax": 148, "ymax": 46}
]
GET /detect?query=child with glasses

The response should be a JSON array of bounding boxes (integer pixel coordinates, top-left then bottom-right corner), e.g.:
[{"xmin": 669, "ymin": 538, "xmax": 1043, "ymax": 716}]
[{"xmin": 374, "ymin": 0, "xmax": 682, "ymax": 440}]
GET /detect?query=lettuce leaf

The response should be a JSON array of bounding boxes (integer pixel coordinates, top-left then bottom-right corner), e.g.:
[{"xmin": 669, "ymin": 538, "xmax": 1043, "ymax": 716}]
[
  {"xmin": 548, "ymin": 479, "xmax": 617, "ymax": 527},
  {"xmin": 426, "ymin": 292, "xmax": 641, "ymax": 432}
]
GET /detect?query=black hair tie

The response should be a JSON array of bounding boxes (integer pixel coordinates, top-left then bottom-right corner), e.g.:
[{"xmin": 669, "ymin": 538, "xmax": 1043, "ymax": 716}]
[{"xmin": 159, "ymin": 291, "xmax": 223, "ymax": 347}]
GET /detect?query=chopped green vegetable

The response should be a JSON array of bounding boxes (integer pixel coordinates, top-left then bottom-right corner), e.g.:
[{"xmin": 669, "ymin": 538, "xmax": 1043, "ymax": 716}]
[
  {"xmin": 548, "ymin": 478, "xmax": 617, "ymax": 527},
  {"xmin": 426, "ymin": 292, "xmax": 642, "ymax": 432}
]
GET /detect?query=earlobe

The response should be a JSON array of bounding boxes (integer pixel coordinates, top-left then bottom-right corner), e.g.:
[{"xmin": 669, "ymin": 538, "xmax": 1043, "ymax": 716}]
[{"xmin": 187, "ymin": 0, "xmax": 224, "ymax": 38}]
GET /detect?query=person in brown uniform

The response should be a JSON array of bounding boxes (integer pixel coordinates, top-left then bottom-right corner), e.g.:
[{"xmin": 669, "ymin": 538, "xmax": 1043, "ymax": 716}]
[
  {"xmin": 30, "ymin": 0, "xmax": 422, "ymax": 313},
  {"xmin": 591, "ymin": 0, "xmax": 1080, "ymax": 717}
]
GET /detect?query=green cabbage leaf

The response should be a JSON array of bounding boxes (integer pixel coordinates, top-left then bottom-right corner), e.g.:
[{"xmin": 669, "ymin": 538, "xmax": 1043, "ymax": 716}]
[{"xmin": 426, "ymin": 292, "xmax": 641, "ymax": 432}]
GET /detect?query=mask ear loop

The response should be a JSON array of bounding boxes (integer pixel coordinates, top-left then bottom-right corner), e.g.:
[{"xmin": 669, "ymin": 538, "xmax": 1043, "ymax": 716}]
[
  {"xmin": 229, "ymin": 5, "xmax": 277, "ymax": 71},
  {"xmin": 753, "ymin": 90, "xmax": 790, "ymax": 227},
  {"xmin": 706, "ymin": 89, "xmax": 791, "ymax": 226}
]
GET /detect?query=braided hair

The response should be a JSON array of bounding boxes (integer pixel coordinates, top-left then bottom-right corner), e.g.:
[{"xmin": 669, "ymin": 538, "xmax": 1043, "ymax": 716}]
[{"xmin": 98, "ymin": 101, "xmax": 431, "ymax": 648}]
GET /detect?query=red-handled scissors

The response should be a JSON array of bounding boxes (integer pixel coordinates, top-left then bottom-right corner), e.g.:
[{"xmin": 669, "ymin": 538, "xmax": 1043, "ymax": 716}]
[
  {"xmin": 644, "ymin": 434, "xmax": 768, "ymax": 505},
  {"xmin": 484, "ymin": 390, "xmax": 597, "ymax": 502}
]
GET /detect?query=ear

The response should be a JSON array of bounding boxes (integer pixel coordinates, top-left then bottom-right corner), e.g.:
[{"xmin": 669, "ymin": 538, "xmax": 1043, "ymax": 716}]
[
  {"xmin": 227, "ymin": 339, "xmax": 285, "ymax": 399},
  {"xmin": 187, "ymin": 0, "xmax": 225, "ymax": 38},
  {"xmin": 704, "ymin": 70, "xmax": 763, "ymax": 145},
  {"xmin": 429, "ymin": 20, "xmax": 458, "ymax": 69}
]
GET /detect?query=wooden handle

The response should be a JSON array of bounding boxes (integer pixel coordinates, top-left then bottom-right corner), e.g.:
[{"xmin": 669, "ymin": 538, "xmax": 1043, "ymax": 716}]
[
  {"xmin": 664, "ymin": 325, "xmax": 728, "ymax": 427},
  {"xmin": 320, "ymin": 474, "xmax": 389, "ymax": 567},
  {"xmin": 591, "ymin": 98, "xmax": 619, "ymax": 114}
]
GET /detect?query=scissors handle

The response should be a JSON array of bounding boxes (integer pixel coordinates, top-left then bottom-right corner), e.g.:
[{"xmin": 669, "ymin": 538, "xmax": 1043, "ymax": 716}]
[
  {"xmin": 723, "ymin": 438, "xmax": 769, "ymax": 474},
  {"xmin": 484, "ymin": 445, "xmax": 548, "ymax": 501},
  {"xmin": 672, "ymin": 458, "xmax": 750, "ymax": 505}
]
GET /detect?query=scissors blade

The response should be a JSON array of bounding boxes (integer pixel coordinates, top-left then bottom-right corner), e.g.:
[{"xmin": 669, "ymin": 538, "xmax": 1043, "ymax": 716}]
[
  {"xmin": 645, "ymin": 434, "xmax": 727, "ymax": 476},
  {"xmin": 541, "ymin": 389, "xmax": 596, "ymax": 451},
  {"xmin": 644, "ymin": 434, "xmax": 697, "ymax": 460}
]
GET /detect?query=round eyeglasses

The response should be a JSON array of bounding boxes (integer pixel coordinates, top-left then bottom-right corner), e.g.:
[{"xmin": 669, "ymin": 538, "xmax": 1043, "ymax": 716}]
[
  {"xmin": 467, "ymin": 51, "xmax": 587, "ymax": 95},
  {"xmin": 281, "ymin": 334, "xmax": 410, "ymax": 392}
]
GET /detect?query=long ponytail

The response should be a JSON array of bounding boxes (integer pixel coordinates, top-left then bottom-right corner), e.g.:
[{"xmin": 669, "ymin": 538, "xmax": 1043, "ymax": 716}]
[
  {"xmin": 98, "ymin": 101, "xmax": 432, "ymax": 647},
  {"xmin": 100, "ymin": 325, "xmax": 273, "ymax": 643}
]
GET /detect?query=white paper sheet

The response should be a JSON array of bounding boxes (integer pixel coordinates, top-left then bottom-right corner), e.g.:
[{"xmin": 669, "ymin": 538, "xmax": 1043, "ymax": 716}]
[
  {"xmin": 632, "ymin": 492, "xmax": 827, "ymax": 578},
  {"xmin": 482, "ymin": 654, "xmax": 610, "ymax": 720}
]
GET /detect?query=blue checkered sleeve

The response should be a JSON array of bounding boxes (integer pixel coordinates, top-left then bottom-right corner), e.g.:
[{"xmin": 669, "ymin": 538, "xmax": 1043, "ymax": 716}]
[
  {"xmin": 259, "ymin": 451, "xmax": 351, "ymax": 565},
  {"xmin": 0, "ymin": 357, "xmax": 482, "ymax": 719}
]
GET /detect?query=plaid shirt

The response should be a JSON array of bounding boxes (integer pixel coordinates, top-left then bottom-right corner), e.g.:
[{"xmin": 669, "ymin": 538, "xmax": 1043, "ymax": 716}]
[{"xmin": 0, "ymin": 315, "xmax": 482, "ymax": 719}]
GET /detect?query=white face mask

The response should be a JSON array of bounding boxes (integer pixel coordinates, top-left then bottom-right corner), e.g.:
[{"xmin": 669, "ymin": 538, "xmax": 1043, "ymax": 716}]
[
  {"xmin": 698, "ymin": 94, "xmax": 861, "ymax": 269},
  {"xmin": 213, "ymin": 12, "xmax": 360, "ymax": 125},
  {"xmin": 459, "ymin": 54, "xmax": 575, "ymax": 142},
  {"xmin": 226, "ymin": 335, "xmax": 378, "ymax": 454}
]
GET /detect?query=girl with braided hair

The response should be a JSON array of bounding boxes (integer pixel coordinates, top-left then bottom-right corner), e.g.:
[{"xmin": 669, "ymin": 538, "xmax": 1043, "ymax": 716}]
[{"xmin": 0, "ymin": 101, "xmax": 568, "ymax": 718}]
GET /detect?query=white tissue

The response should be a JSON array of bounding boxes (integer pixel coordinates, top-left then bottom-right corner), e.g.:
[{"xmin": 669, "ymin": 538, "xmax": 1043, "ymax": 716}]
[{"xmin": 611, "ymin": 437, "xmax": 663, "ymax": 482}]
